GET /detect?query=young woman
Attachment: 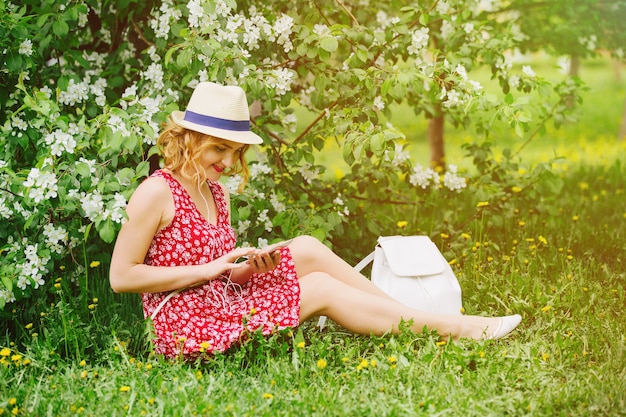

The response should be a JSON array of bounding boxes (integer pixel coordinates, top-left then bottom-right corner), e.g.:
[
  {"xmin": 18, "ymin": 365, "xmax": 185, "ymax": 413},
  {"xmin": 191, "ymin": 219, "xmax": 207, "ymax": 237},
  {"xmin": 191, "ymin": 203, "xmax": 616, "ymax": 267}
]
[{"xmin": 109, "ymin": 82, "xmax": 521, "ymax": 360}]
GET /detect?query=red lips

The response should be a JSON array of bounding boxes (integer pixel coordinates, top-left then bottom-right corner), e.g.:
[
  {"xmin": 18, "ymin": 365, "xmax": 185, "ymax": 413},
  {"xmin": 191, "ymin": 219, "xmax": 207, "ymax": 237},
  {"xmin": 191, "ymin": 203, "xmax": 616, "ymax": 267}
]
[{"xmin": 214, "ymin": 165, "xmax": 225, "ymax": 173}]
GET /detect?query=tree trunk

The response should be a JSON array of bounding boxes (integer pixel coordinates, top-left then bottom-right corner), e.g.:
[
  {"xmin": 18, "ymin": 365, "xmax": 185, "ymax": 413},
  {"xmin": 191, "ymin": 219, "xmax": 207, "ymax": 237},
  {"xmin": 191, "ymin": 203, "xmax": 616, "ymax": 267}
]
[{"xmin": 428, "ymin": 111, "xmax": 445, "ymax": 170}]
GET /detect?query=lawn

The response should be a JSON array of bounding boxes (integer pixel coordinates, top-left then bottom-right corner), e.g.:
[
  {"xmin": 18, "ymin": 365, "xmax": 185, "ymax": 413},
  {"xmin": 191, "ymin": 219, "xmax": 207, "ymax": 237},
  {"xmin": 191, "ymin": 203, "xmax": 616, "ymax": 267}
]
[{"xmin": 1, "ymin": 57, "xmax": 625, "ymax": 416}]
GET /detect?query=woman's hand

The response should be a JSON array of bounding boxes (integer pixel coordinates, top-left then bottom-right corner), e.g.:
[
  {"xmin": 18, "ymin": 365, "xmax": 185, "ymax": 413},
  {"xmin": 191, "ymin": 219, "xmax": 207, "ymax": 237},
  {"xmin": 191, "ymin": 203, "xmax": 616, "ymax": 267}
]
[{"xmin": 246, "ymin": 249, "xmax": 282, "ymax": 274}]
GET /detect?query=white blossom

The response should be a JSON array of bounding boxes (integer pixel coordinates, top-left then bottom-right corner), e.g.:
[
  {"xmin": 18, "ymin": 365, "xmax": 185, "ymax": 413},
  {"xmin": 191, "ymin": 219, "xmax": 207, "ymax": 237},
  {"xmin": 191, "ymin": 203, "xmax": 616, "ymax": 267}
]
[
  {"xmin": 187, "ymin": 0, "xmax": 203, "ymax": 28},
  {"xmin": 443, "ymin": 165, "xmax": 467, "ymax": 192},
  {"xmin": 257, "ymin": 209, "xmax": 273, "ymax": 232},
  {"xmin": 23, "ymin": 168, "xmax": 58, "ymax": 203},
  {"xmin": 80, "ymin": 190, "xmax": 105, "ymax": 222},
  {"xmin": 522, "ymin": 65, "xmax": 536, "ymax": 78},
  {"xmin": 44, "ymin": 129, "xmax": 77, "ymax": 156},
  {"xmin": 43, "ymin": 223, "xmax": 68, "ymax": 254},
  {"xmin": 269, "ymin": 192, "xmax": 286, "ymax": 213},
  {"xmin": 409, "ymin": 164, "xmax": 439, "ymax": 189},
  {"xmin": 407, "ymin": 27, "xmax": 429, "ymax": 56},
  {"xmin": 18, "ymin": 39, "xmax": 33, "ymax": 56},
  {"xmin": 108, "ymin": 114, "xmax": 131, "ymax": 138},
  {"xmin": 299, "ymin": 163, "xmax": 319, "ymax": 184},
  {"xmin": 225, "ymin": 174, "xmax": 243, "ymax": 194},
  {"xmin": 250, "ymin": 162, "xmax": 272, "ymax": 178},
  {"xmin": 59, "ymin": 79, "xmax": 90, "ymax": 106},
  {"xmin": 373, "ymin": 96, "xmax": 385, "ymax": 111},
  {"xmin": 388, "ymin": 144, "xmax": 410, "ymax": 167}
]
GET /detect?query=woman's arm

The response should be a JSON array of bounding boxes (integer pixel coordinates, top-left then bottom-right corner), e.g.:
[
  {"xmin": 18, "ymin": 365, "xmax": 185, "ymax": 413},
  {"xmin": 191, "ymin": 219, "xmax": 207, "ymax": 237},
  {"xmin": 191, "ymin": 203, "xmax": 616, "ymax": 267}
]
[{"xmin": 109, "ymin": 177, "xmax": 254, "ymax": 293}]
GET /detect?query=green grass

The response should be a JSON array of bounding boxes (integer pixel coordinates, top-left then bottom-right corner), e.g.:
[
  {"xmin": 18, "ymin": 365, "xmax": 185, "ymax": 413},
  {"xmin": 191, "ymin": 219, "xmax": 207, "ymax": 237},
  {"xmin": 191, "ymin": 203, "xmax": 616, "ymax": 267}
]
[{"xmin": 1, "ymin": 57, "xmax": 626, "ymax": 416}]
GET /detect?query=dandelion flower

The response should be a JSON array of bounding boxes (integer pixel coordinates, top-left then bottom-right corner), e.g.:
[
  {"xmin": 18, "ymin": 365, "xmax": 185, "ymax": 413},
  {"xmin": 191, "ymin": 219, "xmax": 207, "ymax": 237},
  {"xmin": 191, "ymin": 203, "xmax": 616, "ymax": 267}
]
[
  {"xmin": 89, "ymin": 261, "xmax": 100, "ymax": 268},
  {"xmin": 120, "ymin": 386, "xmax": 131, "ymax": 392},
  {"xmin": 262, "ymin": 393, "xmax": 274, "ymax": 400},
  {"xmin": 316, "ymin": 359, "xmax": 327, "ymax": 369},
  {"xmin": 476, "ymin": 201, "xmax": 489, "ymax": 208},
  {"xmin": 297, "ymin": 341, "xmax": 305, "ymax": 349}
]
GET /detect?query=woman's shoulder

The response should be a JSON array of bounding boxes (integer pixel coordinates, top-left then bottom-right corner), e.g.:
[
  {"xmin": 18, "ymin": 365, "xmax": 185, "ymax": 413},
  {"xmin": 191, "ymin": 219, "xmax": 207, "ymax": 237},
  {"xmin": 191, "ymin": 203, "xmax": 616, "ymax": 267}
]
[{"xmin": 129, "ymin": 173, "xmax": 172, "ymax": 207}]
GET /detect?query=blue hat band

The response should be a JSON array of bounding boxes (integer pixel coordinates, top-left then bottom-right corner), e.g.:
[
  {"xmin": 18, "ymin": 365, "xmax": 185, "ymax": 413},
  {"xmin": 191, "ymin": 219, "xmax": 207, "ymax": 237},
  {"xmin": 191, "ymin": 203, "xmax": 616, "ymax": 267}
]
[{"xmin": 184, "ymin": 110, "xmax": 250, "ymax": 132}]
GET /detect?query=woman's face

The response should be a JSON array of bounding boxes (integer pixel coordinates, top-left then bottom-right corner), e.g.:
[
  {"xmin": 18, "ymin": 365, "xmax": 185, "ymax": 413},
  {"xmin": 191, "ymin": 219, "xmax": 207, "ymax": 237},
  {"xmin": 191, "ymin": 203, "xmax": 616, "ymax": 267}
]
[{"xmin": 199, "ymin": 137, "xmax": 246, "ymax": 181}]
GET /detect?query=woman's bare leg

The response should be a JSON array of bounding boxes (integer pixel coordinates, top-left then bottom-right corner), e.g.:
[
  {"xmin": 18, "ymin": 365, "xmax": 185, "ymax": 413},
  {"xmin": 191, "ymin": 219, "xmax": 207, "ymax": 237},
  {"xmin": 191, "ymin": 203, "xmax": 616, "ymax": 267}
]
[
  {"xmin": 289, "ymin": 235, "xmax": 394, "ymax": 300},
  {"xmin": 298, "ymin": 271, "xmax": 509, "ymax": 340}
]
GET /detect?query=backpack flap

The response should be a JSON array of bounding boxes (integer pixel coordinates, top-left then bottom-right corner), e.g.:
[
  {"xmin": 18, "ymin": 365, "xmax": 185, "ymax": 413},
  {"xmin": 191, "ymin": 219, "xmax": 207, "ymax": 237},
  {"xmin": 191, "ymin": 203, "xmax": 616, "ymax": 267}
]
[{"xmin": 377, "ymin": 236, "xmax": 446, "ymax": 277}]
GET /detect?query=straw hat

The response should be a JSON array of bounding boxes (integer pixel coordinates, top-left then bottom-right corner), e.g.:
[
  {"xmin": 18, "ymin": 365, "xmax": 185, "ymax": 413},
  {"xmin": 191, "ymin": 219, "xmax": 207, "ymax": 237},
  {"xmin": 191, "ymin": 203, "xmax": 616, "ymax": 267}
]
[{"xmin": 171, "ymin": 82, "xmax": 263, "ymax": 144}]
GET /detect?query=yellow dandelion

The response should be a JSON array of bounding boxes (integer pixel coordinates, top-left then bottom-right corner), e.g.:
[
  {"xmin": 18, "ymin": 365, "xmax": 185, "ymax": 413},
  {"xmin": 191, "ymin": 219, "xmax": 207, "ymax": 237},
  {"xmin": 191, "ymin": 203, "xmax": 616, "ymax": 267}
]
[
  {"xmin": 518, "ymin": 221, "xmax": 526, "ymax": 227},
  {"xmin": 476, "ymin": 201, "xmax": 489, "ymax": 208},
  {"xmin": 9, "ymin": 398, "xmax": 16, "ymax": 406},
  {"xmin": 79, "ymin": 359, "xmax": 86, "ymax": 367},
  {"xmin": 54, "ymin": 283, "xmax": 61, "ymax": 290},
  {"xmin": 81, "ymin": 370, "xmax": 88, "ymax": 379},
  {"xmin": 511, "ymin": 186, "xmax": 523, "ymax": 193},
  {"xmin": 89, "ymin": 261, "xmax": 100, "ymax": 268},
  {"xmin": 440, "ymin": 233, "xmax": 449, "ymax": 239},
  {"xmin": 478, "ymin": 351, "xmax": 485, "ymax": 358},
  {"xmin": 541, "ymin": 353, "xmax": 549, "ymax": 361},
  {"xmin": 200, "ymin": 341, "xmax": 211, "ymax": 352},
  {"xmin": 578, "ymin": 182, "xmax": 589, "ymax": 190},
  {"xmin": 249, "ymin": 307, "xmax": 257, "ymax": 315},
  {"xmin": 436, "ymin": 340, "xmax": 447, "ymax": 347},
  {"xmin": 25, "ymin": 323, "xmax": 33, "ymax": 330},
  {"xmin": 541, "ymin": 305, "xmax": 552, "ymax": 312},
  {"xmin": 23, "ymin": 358, "xmax": 31, "ymax": 366},
  {"xmin": 538, "ymin": 235, "xmax": 547, "ymax": 245},
  {"xmin": 387, "ymin": 356, "xmax": 397, "ymax": 364},
  {"xmin": 397, "ymin": 220, "xmax": 408, "ymax": 228},
  {"xmin": 120, "ymin": 386, "xmax": 131, "ymax": 392},
  {"xmin": 461, "ymin": 233, "xmax": 471, "ymax": 240},
  {"xmin": 316, "ymin": 359, "xmax": 327, "ymax": 369},
  {"xmin": 0, "ymin": 347, "xmax": 11, "ymax": 357},
  {"xmin": 572, "ymin": 215, "xmax": 579, "ymax": 222},
  {"xmin": 297, "ymin": 341, "xmax": 305, "ymax": 349},
  {"xmin": 262, "ymin": 393, "xmax": 274, "ymax": 400},
  {"xmin": 11, "ymin": 354, "xmax": 22, "ymax": 363}
]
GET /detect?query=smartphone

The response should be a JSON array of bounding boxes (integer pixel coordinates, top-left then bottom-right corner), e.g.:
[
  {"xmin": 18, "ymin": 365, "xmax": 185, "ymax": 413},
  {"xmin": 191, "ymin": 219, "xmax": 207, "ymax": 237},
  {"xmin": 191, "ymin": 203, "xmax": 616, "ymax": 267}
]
[
  {"xmin": 246, "ymin": 239, "xmax": 294, "ymax": 265},
  {"xmin": 263, "ymin": 238, "xmax": 294, "ymax": 253}
]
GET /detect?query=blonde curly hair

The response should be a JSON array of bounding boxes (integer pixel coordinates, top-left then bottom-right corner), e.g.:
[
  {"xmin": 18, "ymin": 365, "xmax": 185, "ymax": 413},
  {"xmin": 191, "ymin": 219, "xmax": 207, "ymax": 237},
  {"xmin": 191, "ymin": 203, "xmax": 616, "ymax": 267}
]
[{"xmin": 157, "ymin": 118, "xmax": 251, "ymax": 191}]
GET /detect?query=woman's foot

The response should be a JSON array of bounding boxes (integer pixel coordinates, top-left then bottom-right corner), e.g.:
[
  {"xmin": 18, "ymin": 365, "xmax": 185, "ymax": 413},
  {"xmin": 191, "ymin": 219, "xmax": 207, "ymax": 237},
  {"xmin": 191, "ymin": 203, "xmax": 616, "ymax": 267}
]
[
  {"xmin": 484, "ymin": 314, "xmax": 522, "ymax": 340},
  {"xmin": 459, "ymin": 314, "xmax": 522, "ymax": 340}
]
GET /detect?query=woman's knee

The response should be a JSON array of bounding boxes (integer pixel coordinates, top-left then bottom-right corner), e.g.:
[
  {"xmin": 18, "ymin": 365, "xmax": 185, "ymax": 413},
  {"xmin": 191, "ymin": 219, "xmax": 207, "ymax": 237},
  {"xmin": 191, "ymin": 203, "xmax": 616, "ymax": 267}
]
[{"xmin": 289, "ymin": 235, "xmax": 328, "ymax": 274}]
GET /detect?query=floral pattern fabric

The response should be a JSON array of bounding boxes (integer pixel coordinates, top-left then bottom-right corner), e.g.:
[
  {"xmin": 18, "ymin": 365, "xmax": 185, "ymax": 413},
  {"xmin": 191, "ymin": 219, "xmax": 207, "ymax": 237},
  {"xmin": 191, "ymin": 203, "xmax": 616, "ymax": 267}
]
[{"xmin": 141, "ymin": 170, "xmax": 300, "ymax": 359}]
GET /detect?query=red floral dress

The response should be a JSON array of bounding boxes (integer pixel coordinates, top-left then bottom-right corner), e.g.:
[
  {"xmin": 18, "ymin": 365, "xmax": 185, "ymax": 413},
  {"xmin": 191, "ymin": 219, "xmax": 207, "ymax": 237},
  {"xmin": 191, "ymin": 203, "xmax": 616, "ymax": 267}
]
[{"xmin": 141, "ymin": 170, "xmax": 300, "ymax": 359}]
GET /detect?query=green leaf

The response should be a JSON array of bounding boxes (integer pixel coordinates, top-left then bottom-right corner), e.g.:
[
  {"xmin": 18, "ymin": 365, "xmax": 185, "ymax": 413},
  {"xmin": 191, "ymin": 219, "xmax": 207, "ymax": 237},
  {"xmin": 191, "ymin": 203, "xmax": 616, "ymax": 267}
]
[
  {"xmin": 98, "ymin": 219, "xmax": 116, "ymax": 243},
  {"xmin": 6, "ymin": 54, "xmax": 23, "ymax": 72},
  {"xmin": 319, "ymin": 36, "xmax": 338, "ymax": 53},
  {"xmin": 53, "ymin": 19, "xmax": 70, "ymax": 37}
]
